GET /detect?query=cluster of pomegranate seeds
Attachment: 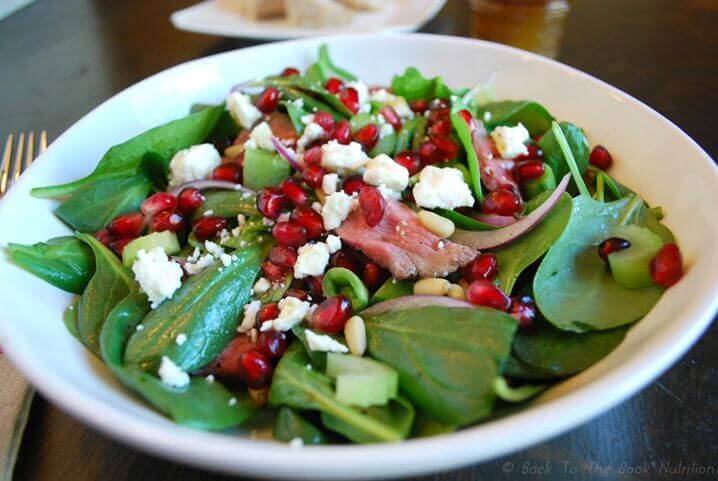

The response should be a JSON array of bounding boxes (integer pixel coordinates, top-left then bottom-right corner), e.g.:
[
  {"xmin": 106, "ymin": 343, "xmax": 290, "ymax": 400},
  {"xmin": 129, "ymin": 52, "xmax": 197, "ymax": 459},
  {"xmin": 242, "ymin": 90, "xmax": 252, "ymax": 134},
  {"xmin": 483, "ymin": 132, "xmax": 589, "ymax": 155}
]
[
  {"xmin": 418, "ymin": 140, "xmax": 442, "ymax": 165},
  {"xmin": 482, "ymin": 189, "xmax": 523, "ymax": 216},
  {"xmin": 193, "ymin": 216, "xmax": 228, "ymax": 241},
  {"xmin": 272, "ymin": 221, "xmax": 308, "ymax": 247},
  {"xmin": 429, "ymin": 118, "xmax": 451, "ymax": 137},
  {"xmin": 291, "ymin": 205, "xmax": 324, "ymax": 239},
  {"xmin": 409, "ymin": 99, "xmax": 429, "ymax": 113},
  {"xmin": 466, "ymin": 279, "xmax": 512, "ymax": 311},
  {"xmin": 338, "ymin": 87, "xmax": 360, "ymax": 114},
  {"xmin": 325, "ymin": 77, "xmax": 344, "ymax": 94},
  {"xmin": 257, "ymin": 187, "xmax": 285, "ymax": 218},
  {"xmin": 597, "ymin": 237, "xmax": 631, "ymax": 262},
  {"xmin": 257, "ymin": 330, "xmax": 287, "ymax": 360},
  {"xmin": 462, "ymin": 253, "xmax": 499, "ymax": 282},
  {"xmin": 141, "ymin": 193, "xmax": 176, "ymax": 217},
  {"xmin": 239, "ymin": 350, "xmax": 273, "ymax": 388},
  {"xmin": 514, "ymin": 143, "xmax": 543, "ymax": 162},
  {"xmin": 432, "ymin": 135, "xmax": 459, "ymax": 160},
  {"xmin": 279, "ymin": 178, "xmax": 309, "ymax": 206},
  {"xmin": 394, "ymin": 151, "xmax": 421, "ymax": 175},
  {"xmin": 509, "ymin": 295, "xmax": 537, "ymax": 329},
  {"xmin": 515, "ymin": 160, "xmax": 545, "ymax": 182},
  {"xmin": 256, "ymin": 87, "xmax": 281, "ymax": 114},
  {"xmin": 268, "ymin": 245, "xmax": 298, "ymax": 268},
  {"xmin": 334, "ymin": 120, "xmax": 352, "ymax": 144},
  {"xmin": 380, "ymin": 105, "xmax": 402, "ymax": 131},
  {"xmin": 650, "ymin": 243, "xmax": 683, "ymax": 287},
  {"xmin": 589, "ymin": 145, "xmax": 613, "ymax": 170},
  {"xmin": 342, "ymin": 174, "xmax": 366, "ymax": 195},
  {"xmin": 177, "ymin": 188, "xmax": 204, "ymax": 214},
  {"xmin": 314, "ymin": 111, "xmax": 336, "ymax": 133},
  {"xmin": 149, "ymin": 210, "xmax": 184, "ymax": 233},
  {"xmin": 212, "ymin": 163, "xmax": 242, "ymax": 183},
  {"xmin": 358, "ymin": 185, "xmax": 386, "ymax": 227},
  {"xmin": 310, "ymin": 295, "xmax": 352, "ymax": 334},
  {"xmin": 281, "ymin": 67, "xmax": 300, "ymax": 77},
  {"xmin": 354, "ymin": 123, "xmax": 379, "ymax": 150},
  {"xmin": 302, "ymin": 163, "xmax": 327, "ymax": 188},
  {"xmin": 109, "ymin": 212, "xmax": 145, "ymax": 238}
]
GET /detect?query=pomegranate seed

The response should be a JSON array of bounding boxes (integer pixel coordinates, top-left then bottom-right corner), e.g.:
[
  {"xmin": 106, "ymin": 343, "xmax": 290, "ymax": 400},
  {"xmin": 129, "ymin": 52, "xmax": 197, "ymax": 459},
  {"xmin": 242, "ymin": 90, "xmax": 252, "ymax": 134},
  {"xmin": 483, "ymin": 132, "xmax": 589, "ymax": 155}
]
[
  {"xmin": 325, "ymin": 77, "xmax": 344, "ymax": 94},
  {"xmin": 331, "ymin": 250, "xmax": 360, "ymax": 274},
  {"xmin": 515, "ymin": 143, "xmax": 543, "ymax": 162},
  {"xmin": 462, "ymin": 253, "xmax": 499, "ymax": 282},
  {"xmin": 428, "ymin": 108, "xmax": 450, "ymax": 124},
  {"xmin": 362, "ymin": 262, "xmax": 385, "ymax": 287},
  {"xmin": 303, "ymin": 146, "xmax": 323, "ymax": 165},
  {"xmin": 305, "ymin": 276, "xmax": 325, "ymax": 300},
  {"xmin": 429, "ymin": 118, "xmax": 452, "ymax": 137},
  {"xmin": 419, "ymin": 141, "xmax": 443, "ymax": 165},
  {"xmin": 272, "ymin": 221, "xmax": 307, "ymax": 247},
  {"xmin": 394, "ymin": 150, "xmax": 422, "ymax": 176},
  {"xmin": 597, "ymin": 237, "xmax": 631, "ymax": 262},
  {"xmin": 110, "ymin": 238, "xmax": 134, "ymax": 257},
  {"xmin": 256, "ymin": 303, "xmax": 279, "ymax": 323},
  {"xmin": 458, "ymin": 109, "xmax": 473, "ymax": 129},
  {"xmin": 302, "ymin": 163, "xmax": 326, "ymax": 188},
  {"xmin": 359, "ymin": 185, "xmax": 386, "ymax": 227},
  {"xmin": 510, "ymin": 295, "xmax": 537, "ymax": 330},
  {"xmin": 380, "ymin": 105, "xmax": 402, "ymax": 131},
  {"xmin": 339, "ymin": 87, "xmax": 360, "ymax": 114},
  {"xmin": 268, "ymin": 245, "xmax": 297, "ymax": 269},
  {"xmin": 281, "ymin": 67, "xmax": 300, "ymax": 77},
  {"xmin": 177, "ymin": 188, "xmax": 204, "ymax": 214},
  {"xmin": 334, "ymin": 119, "xmax": 352, "ymax": 144},
  {"xmin": 482, "ymin": 189, "xmax": 522, "ymax": 216},
  {"xmin": 466, "ymin": 280, "xmax": 511, "ymax": 311},
  {"xmin": 285, "ymin": 288, "xmax": 309, "ymax": 300},
  {"xmin": 314, "ymin": 111, "xmax": 335, "ymax": 133},
  {"xmin": 354, "ymin": 124, "xmax": 379, "ymax": 151},
  {"xmin": 256, "ymin": 87, "xmax": 281, "ymax": 114},
  {"xmin": 342, "ymin": 175, "xmax": 366, "ymax": 195},
  {"xmin": 239, "ymin": 350, "xmax": 273, "ymax": 388},
  {"xmin": 310, "ymin": 295, "xmax": 352, "ymax": 334},
  {"xmin": 650, "ymin": 243, "xmax": 683, "ymax": 287},
  {"xmin": 257, "ymin": 330, "xmax": 287, "ymax": 359},
  {"xmin": 589, "ymin": 145, "xmax": 613, "ymax": 170},
  {"xmin": 257, "ymin": 187, "xmax": 285, "ymax": 219},
  {"xmin": 109, "ymin": 212, "xmax": 145, "ymax": 238},
  {"xmin": 515, "ymin": 161, "xmax": 546, "ymax": 182},
  {"xmin": 141, "ymin": 193, "xmax": 177, "ymax": 217},
  {"xmin": 149, "ymin": 210, "xmax": 184, "ymax": 233},
  {"xmin": 409, "ymin": 99, "xmax": 429, "ymax": 113},
  {"xmin": 290, "ymin": 205, "xmax": 324, "ymax": 239},
  {"xmin": 95, "ymin": 228, "xmax": 115, "ymax": 247},
  {"xmin": 262, "ymin": 261, "xmax": 286, "ymax": 283},
  {"xmin": 279, "ymin": 178, "xmax": 309, "ymax": 206},
  {"xmin": 432, "ymin": 135, "xmax": 459, "ymax": 160},
  {"xmin": 212, "ymin": 163, "xmax": 242, "ymax": 183},
  {"xmin": 192, "ymin": 216, "xmax": 227, "ymax": 240}
]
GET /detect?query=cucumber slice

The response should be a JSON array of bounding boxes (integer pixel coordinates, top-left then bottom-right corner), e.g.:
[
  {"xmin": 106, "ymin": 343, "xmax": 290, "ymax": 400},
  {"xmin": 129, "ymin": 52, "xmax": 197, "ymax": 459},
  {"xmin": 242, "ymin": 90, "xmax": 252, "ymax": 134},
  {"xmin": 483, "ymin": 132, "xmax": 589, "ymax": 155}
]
[
  {"xmin": 243, "ymin": 148, "xmax": 291, "ymax": 190},
  {"xmin": 608, "ymin": 225, "xmax": 663, "ymax": 288},
  {"xmin": 522, "ymin": 163, "xmax": 557, "ymax": 200},
  {"xmin": 122, "ymin": 231, "xmax": 181, "ymax": 267},
  {"xmin": 326, "ymin": 352, "xmax": 394, "ymax": 377},
  {"xmin": 335, "ymin": 372, "xmax": 398, "ymax": 408}
]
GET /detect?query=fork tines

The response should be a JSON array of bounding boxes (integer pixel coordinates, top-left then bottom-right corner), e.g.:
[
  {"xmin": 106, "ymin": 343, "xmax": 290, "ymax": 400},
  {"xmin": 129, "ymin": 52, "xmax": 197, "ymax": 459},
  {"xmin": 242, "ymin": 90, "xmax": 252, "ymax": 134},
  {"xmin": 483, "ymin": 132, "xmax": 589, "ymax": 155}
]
[{"xmin": 0, "ymin": 131, "xmax": 48, "ymax": 196}]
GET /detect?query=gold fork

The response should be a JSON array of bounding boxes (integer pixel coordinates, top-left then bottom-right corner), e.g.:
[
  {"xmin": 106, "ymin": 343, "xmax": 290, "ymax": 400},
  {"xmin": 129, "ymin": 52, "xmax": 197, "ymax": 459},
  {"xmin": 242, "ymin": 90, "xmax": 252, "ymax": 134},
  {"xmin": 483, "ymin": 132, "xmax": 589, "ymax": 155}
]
[{"xmin": 0, "ymin": 131, "xmax": 48, "ymax": 196}]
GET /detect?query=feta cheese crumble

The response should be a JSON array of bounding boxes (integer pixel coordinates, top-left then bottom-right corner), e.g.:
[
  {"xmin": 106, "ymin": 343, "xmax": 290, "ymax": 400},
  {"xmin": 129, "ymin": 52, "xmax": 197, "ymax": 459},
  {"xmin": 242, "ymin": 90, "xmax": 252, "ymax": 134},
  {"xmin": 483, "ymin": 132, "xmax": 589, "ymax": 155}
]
[
  {"xmin": 294, "ymin": 242, "xmax": 330, "ymax": 279},
  {"xmin": 297, "ymin": 122, "xmax": 325, "ymax": 152},
  {"xmin": 205, "ymin": 240, "xmax": 233, "ymax": 267},
  {"xmin": 490, "ymin": 123, "xmax": 530, "ymax": 159},
  {"xmin": 260, "ymin": 297, "xmax": 312, "ymax": 332},
  {"xmin": 175, "ymin": 333, "xmax": 188, "ymax": 346},
  {"xmin": 320, "ymin": 140, "xmax": 370, "ymax": 174},
  {"xmin": 412, "ymin": 166, "xmax": 475, "ymax": 210},
  {"xmin": 322, "ymin": 172, "xmax": 340, "ymax": 195},
  {"xmin": 362, "ymin": 154, "xmax": 409, "ymax": 195},
  {"xmin": 253, "ymin": 277, "xmax": 271, "ymax": 295},
  {"xmin": 289, "ymin": 437, "xmax": 304, "ymax": 449},
  {"xmin": 238, "ymin": 299, "xmax": 261, "ymax": 333},
  {"xmin": 321, "ymin": 191, "xmax": 358, "ymax": 230},
  {"xmin": 158, "ymin": 356, "xmax": 190, "ymax": 388},
  {"xmin": 132, "ymin": 247, "xmax": 183, "ymax": 309},
  {"xmin": 326, "ymin": 234, "xmax": 342, "ymax": 253},
  {"xmin": 226, "ymin": 91, "xmax": 262, "ymax": 129},
  {"xmin": 168, "ymin": 144, "xmax": 221, "ymax": 187},
  {"xmin": 305, "ymin": 330, "xmax": 349, "ymax": 353},
  {"xmin": 244, "ymin": 121, "xmax": 275, "ymax": 151}
]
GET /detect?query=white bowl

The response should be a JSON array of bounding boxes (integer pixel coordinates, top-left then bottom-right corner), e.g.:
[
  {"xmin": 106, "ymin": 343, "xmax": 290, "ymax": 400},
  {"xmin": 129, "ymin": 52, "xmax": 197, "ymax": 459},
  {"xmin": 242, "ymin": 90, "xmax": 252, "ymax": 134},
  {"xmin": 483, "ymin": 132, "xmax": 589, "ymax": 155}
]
[{"xmin": 0, "ymin": 34, "xmax": 716, "ymax": 479}]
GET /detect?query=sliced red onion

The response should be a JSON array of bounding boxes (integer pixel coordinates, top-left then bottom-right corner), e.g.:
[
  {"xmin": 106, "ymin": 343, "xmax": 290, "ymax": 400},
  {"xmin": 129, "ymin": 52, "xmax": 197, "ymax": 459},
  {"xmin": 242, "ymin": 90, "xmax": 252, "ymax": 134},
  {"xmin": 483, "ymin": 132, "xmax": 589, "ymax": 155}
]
[
  {"xmin": 271, "ymin": 136, "xmax": 303, "ymax": 171},
  {"xmin": 229, "ymin": 80, "xmax": 258, "ymax": 94},
  {"xmin": 169, "ymin": 180, "xmax": 254, "ymax": 197},
  {"xmin": 471, "ymin": 121, "xmax": 520, "ymax": 193},
  {"xmin": 473, "ymin": 213, "xmax": 517, "ymax": 228},
  {"xmin": 361, "ymin": 295, "xmax": 475, "ymax": 317},
  {"xmin": 451, "ymin": 174, "xmax": 570, "ymax": 250}
]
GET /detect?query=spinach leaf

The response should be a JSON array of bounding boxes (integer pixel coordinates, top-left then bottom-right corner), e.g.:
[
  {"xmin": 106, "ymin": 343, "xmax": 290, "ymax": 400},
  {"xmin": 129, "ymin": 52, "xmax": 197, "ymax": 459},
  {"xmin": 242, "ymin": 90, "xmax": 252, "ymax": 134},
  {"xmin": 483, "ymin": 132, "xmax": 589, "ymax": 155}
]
[
  {"xmin": 243, "ymin": 148, "xmax": 292, "ymax": 190},
  {"xmin": 306, "ymin": 44, "xmax": 357, "ymax": 83},
  {"xmin": 501, "ymin": 353, "xmax": 556, "ymax": 381},
  {"xmin": 321, "ymin": 395, "xmax": 414, "ymax": 444},
  {"xmin": 137, "ymin": 151, "xmax": 169, "ymax": 191},
  {"xmin": 75, "ymin": 233, "xmax": 137, "ymax": 356},
  {"xmin": 124, "ymin": 241, "xmax": 268, "ymax": 372},
  {"xmin": 282, "ymin": 100, "xmax": 310, "ymax": 135},
  {"xmin": 412, "ymin": 411, "xmax": 457, "ymax": 438},
  {"xmin": 475, "ymin": 101, "xmax": 554, "ymax": 137},
  {"xmin": 433, "ymin": 208, "xmax": 497, "ymax": 231},
  {"xmin": 32, "ymin": 106, "xmax": 224, "ymax": 198},
  {"xmin": 55, "ymin": 174, "xmax": 152, "ymax": 232},
  {"xmin": 260, "ymin": 77, "xmax": 353, "ymax": 118},
  {"xmin": 369, "ymin": 278, "xmax": 414, "ymax": 305},
  {"xmin": 369, "ymin": 131, "xmax": 397, "ymax": 157},
  {"xmin": 7, "ymin": 236, "xmax": 94, "ymax": 294},
  {"xmin": 364, "ymin": 306, "xmax": 517, "ymax": 426},
  {"xmin": 394, "ymin": 117, "xmax": 426, "ymax": 153},
  {"xmin": 538, "ymin": 121, "xmax": 590, "ymax": 181},
  {"xmin": 273, "ymin": 407, "xmax": 329, "ymax": 445},
  {"xmin": 390, "ymin": 67, "xmax": 452, "ymax": 101},
  {"xmin": 100, "ymin": 292, "xmax": 255, "ymax": 430},
  {"xmin": 493, "ymin": 193, "xmax": 572, "ymax": 293},
  {"xmin": 450, "ymin": 112, "xmax": 482, "ymax": 202},
  {"xmin": 534, "ymin": 195, "xmax": 667, "ymax": 332},
  {"xmin": 513, "ymin": 320, "xmax": 629, "ymax": 376},
  {"xmin": 63, "ymin": 300, "xmax": 80, "ymax": 340},
  {"xmin": 193, "ymin": 190, "xmax": 257, "ymax": 220},
  {"xmin": 268, "ymin": 343, "xmax": 413, "ymax": 443},
  {"xmin": 278, "ymin": 87, "xmax": 346, "ymax": 121}
]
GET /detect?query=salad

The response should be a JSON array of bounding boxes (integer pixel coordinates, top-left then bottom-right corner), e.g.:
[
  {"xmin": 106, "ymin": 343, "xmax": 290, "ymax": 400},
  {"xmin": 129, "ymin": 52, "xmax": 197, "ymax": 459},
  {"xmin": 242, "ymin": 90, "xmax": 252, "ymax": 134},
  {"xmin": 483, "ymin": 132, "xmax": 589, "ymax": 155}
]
[{"xmin": 7, "ymin": 45, "xmax": 684, "ymax": 444}]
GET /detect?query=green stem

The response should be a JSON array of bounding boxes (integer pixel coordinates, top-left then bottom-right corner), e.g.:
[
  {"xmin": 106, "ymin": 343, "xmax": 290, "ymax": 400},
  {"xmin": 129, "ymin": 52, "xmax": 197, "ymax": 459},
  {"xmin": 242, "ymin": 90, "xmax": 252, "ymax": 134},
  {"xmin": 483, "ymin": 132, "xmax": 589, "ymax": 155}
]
[
  {"xmin": 594, "ymin": 173, "xmax": 605, "ymax": 202},
  {"xmin": 551, "ymin": 121, "xmax": 590, "ymax": 197},
  {"xmin": 493, "ymin": 377, "xmax": 545, "ymax": 403},
  {"xmin": 617, "ymin": 195, "xmax": 644, "ymax": 226}
]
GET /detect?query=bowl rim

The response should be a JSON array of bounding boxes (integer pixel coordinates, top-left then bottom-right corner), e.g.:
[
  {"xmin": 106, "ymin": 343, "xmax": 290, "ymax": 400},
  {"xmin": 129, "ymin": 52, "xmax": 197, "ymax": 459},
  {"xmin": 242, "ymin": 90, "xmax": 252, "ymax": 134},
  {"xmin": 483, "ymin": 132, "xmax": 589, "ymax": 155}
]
[{"xmin": 1, "ymin": 33, "xmax": 717, "ymax": 479}]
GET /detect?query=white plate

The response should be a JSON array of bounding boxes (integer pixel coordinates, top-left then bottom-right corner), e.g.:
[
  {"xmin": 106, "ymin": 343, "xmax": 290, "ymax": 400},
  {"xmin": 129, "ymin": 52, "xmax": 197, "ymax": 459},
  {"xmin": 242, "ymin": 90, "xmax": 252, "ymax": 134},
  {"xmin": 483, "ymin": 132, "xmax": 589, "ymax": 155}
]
[
  {"xmin": 0, "ymin": 34, "xmax": 717, "ymax": 479},
  {"xmin": 171, "ymin": 0, "xmax": 447, "ymax": 39}
]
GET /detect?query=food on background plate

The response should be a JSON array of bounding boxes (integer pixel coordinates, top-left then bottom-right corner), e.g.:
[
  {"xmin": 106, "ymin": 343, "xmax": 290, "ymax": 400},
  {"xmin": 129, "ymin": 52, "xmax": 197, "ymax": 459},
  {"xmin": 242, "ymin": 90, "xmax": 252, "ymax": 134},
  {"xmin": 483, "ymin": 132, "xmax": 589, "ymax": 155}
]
[
  {"xmin": 7, "ymin": 44, "xmax": 684, "ymax": 445},
  {"xmin": 219, "ymin": 0, "xmax": 393, "ymax": 27}
]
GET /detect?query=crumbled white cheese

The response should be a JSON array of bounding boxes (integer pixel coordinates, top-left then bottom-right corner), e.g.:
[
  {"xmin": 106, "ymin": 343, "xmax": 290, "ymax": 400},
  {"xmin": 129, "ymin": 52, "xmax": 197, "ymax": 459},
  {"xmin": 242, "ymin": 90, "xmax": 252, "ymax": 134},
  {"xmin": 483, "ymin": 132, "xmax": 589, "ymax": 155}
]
[
  {"xmin": 412, "ymin": 166, "xmax": 475, "ymax": 210},
  {"xmin": 490, "ymin": 123, "xmax": 530, "ymax": 159},
  {"xmin": 311, "ymin": 201, "xmax": 323, "ymax": 213},
  {"xmin": 322, "ymin": 172, "xmax": 340, "ymax": 195},
  {"xmin": 483, "ymin": 111, "xmax": 492, "ymax": 122},
  {"xmin": 326, "ymin": 234, "xmax": 342, "ymax": 253},
  {"xmin": 291, "ymin": 98, "xmax": 304, "ymax": 109},
  {"xmin": 263, "ymin": 217, "xmax": 275, "ymax": 227},
  {"xmin": 379, "ymin": 123, "xmax": 394, "ymax": 139},
  {"xmin": 136, "ymin": 324, "xmax": 144, "ymax": 332},
  {"xmin": 277, "ymin": 212, "xmax": 291, "ymax": 223},
  {"xmin": 184, "ymin": 252, "xmax": 214, "ymax": 275},
  {"xmin": 260, "ymin": 297, "xmax": 312, "ymax": 332},
  {"xmin": 203, "ymin": 210, "xmax": 215, "ymax": 217},
  {"xmin": 362, "ymin": 154, "xmax": 409, "ymax": 195},
  {"xmin": 238, "ymin": 299, "xmax": 261, "ymax": 333},
  {"xmin": 300, "ymin": 114, "xmax": 315, "ymax": 125},
  {"xmin": 294, "ymin": 242, "xmax": 330, "ymax": 279},
  {"xmin": 320, "ymin": 140, "xmax": 370, "ymax": 174},
  {"xmin": 245, "ymin": 121, "xmax": 275, "ymax": 151},
  {"xmin": 158, "ymin": 356, "xmax": 190, "ymax": 388},
  {"xmin": 132, "ymin": 247, "xmax": 184, "ymax": 309},
  {"xmin": 253, "ymin": 277, "xmax": 271, "ymax": 295},
  {"xmin": 370, "ymin": 89, "xmax": 413, "ymax": 118},
  {"xmin": 297, "ymin": 122, "xmax": 325, "ymax": 152},
  {"xmin": 226, "ymin": 91, "xmax": 262, "ymax": 129},
  {"xmin": 237, "ymin": 214, "xmax": 247, "ymax": 228},
  {"xmin": 205, "ymin": 374, "xmax": 215, "ymax": 383},
  {"xmin": 321, "ymin": 191, "xmax": 358, "ymax": 230},
  {"xmin": 168, "ymin": 144, "xmax": 221, "ymax": 187},
  {"xmin": 205, "ymin": 240, "xmax": 233, "ymax": 267},
  {"xmin": 175, "ymin": 333, "xmax": 188, "ymax": 346},
  {"xmin": 305, "ymin": 330, "xmax": 349, "ymax": 353},
  {"xmin": 228, "ymin": 397, "xmax": 237, "ymax": 406},
  {"xmin": 289, "ymin": 437, "xmax": 304, "ymax": 449}
]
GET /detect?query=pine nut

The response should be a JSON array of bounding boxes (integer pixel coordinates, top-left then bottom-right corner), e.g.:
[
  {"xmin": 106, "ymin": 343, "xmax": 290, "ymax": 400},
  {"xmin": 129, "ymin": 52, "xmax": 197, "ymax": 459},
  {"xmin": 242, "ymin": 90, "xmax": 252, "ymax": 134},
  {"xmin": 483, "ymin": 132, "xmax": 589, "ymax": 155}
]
[
  {"xmin": 418, "ymin": 210, "xmax": 455, "ymax": 238},
  {"xmin": 224, "ymin": 144, "xmax": 244, "ymax": 158},
  {"xmin": 413, "ymin": 278, "xmax": 450, "ymax": 296},
  {"xmin": 447, "ymin": 283, "xmax": 466, "ymax": 301},
  {"xmin": 344, "ymin": 315, "xmax": 367, "ymax": 356}
]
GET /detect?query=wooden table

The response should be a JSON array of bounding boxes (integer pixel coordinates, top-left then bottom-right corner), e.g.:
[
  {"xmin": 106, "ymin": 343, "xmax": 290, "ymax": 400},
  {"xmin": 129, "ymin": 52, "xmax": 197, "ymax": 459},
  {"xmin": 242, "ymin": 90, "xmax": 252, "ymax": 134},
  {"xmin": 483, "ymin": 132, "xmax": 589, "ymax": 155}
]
[{"xmin": 1, "ymin": 0, "xmax": 716, "ymax": 479}]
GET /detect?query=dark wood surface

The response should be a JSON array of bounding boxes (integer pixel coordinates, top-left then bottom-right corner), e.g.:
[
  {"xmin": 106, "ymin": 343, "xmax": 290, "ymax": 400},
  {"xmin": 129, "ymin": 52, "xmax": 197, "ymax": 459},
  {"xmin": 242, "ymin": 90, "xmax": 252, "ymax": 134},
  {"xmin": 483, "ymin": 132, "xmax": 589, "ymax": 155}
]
[{"xmin": 2, "ymin": 0, "xmax": 717, "ymax": 479}]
